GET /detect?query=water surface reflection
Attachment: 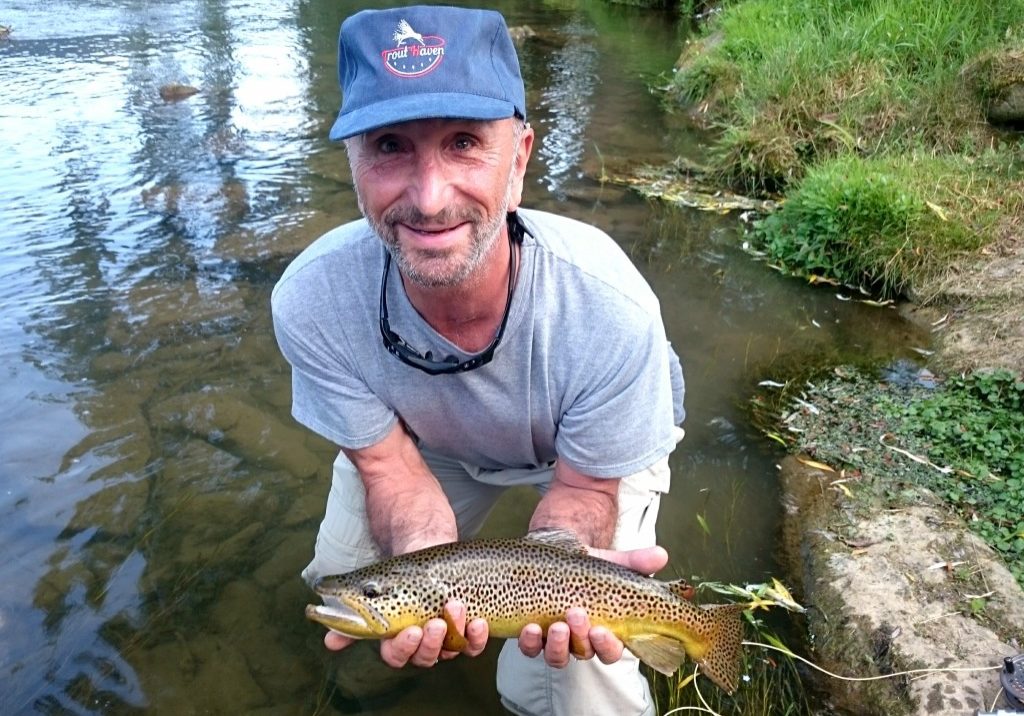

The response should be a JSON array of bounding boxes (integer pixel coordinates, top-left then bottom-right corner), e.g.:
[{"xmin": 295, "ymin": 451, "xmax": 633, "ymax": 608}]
[{"xmin": 0, "ymin": 1, "xmax": 928, "ymax": 713}]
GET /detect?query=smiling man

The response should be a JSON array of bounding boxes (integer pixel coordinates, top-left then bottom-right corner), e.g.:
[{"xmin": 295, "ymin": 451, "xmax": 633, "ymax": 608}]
[{"xmin": 271, "ymin": 6, "xmax": 686, "ymax": 716}]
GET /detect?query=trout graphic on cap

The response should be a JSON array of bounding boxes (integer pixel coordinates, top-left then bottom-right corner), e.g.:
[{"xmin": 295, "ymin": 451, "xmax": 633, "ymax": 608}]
[
  {"xmin": 329, "ymin": 5, "xmax": 527, "ymax": 141},
  {"xmin": 381, "ymin": 19, "xmax": 446, "ymax": 77}
]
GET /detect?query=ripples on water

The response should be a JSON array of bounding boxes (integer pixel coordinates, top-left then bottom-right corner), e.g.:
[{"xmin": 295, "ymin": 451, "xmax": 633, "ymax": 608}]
[{"xmin": 0, "ymin": 1, "xmax": 929, "ymax": 713}]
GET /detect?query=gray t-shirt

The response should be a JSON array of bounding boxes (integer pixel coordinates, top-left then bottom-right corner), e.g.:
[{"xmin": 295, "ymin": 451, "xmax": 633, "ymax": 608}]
[{"xmin": 271, "ymin": 208, "xmax": 684, "ymax": 481}]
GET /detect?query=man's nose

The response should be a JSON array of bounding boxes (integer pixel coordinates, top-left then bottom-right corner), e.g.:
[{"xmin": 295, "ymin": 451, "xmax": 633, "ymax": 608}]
[{"xmin": 408, "ymin": 152, "xmax": 453, "ymax": 217}]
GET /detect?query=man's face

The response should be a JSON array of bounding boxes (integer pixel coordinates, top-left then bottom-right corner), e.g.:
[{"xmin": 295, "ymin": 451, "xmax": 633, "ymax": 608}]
[{"xmin": 347, "ymin": 117, "xmax": 534, "ymax": 288}]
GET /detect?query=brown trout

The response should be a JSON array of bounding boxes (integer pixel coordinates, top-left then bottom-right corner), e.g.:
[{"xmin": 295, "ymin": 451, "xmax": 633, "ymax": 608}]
[{"xmin": 305, "ymin": 529, "xmax": 746, "ymax": 692}]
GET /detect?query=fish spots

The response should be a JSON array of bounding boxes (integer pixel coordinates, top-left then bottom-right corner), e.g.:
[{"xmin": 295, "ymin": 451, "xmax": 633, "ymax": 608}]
[{"xmin": 310, "ymin": 535, "xmax": 744, "ymax": 691}]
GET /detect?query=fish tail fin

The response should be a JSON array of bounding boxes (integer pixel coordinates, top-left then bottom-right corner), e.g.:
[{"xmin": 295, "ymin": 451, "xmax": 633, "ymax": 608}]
[{"xmin": 696, "ymin": 603, "xmax": 746, "ymax": 694}]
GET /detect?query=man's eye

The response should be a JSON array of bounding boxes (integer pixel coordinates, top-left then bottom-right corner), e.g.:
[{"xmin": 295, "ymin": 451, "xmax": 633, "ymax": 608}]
[
  {"xmin": 452, "ymin": 135, "xmax": 475, "ymax": 151},
  {"xmin": 375, "ymin": 137, "xmax": 402, "ymax": 154}
]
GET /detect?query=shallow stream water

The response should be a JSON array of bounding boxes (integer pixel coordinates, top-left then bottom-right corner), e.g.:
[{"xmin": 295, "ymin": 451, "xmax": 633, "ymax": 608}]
[{"xmin": 0, "ymin": 1, "xmax": 930, "ymax": 713}]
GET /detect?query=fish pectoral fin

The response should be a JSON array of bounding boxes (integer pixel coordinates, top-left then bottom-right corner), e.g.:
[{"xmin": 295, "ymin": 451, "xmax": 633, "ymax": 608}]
[
  {"xmin": 441, "ymin": 610, "xmax": 469, "ymax": 652},
  {"xmin": 569, "ymin": 633, "xmax": 588, "ymax": 659},
  {"xmin": 624, "ymin": 634, "xmax": 688, "ymax": 676}
]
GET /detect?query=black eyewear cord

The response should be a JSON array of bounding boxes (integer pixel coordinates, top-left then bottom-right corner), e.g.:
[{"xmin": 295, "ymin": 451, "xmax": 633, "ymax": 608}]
[{"xmin": 378, "ymin": 211, "xmax": 531, "ymax": 376}]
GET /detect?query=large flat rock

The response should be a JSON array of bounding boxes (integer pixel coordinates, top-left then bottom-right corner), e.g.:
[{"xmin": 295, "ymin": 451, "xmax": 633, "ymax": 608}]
[{"xmin": 779, "ymin": 456, "xmax": 1024, "ymax": 715}]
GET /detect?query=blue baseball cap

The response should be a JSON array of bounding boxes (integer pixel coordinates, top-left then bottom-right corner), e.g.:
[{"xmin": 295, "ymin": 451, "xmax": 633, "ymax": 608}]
[{"xmin": 329, "ymin": 5, "xmax": 527, "ymax": 141}]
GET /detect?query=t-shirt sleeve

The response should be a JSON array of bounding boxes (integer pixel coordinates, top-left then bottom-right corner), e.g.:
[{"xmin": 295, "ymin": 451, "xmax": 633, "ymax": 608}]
[
  {"xmin": 271, "ymin": 274, "xmax": 397, "ymax": 449},
  {"xmin": 555, "ymin": 307, "xmax": 678, "ymax": 479}
]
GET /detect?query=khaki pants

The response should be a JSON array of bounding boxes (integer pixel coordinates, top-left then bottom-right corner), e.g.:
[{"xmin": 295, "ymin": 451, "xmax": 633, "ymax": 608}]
[{"xmin": 302, "ymin": 432, "xmax": 682, "ymax": 716}]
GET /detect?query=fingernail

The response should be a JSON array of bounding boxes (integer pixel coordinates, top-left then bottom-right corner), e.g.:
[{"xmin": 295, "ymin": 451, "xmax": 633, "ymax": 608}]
[
  {"xmin": 567, "ymin": 612, "xmax": 584, "ymax": 627},
  {"xmin": 427, "ymin": 623, "xmax": 445, "ymax": 637},
  {"xmin": 591, "ymin": 630, "xmax": 606, "ymax": 646}
]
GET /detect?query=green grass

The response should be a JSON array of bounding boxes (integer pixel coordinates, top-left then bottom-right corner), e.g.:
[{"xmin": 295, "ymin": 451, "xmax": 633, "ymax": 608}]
[
  {"xmin": 748, "ymin": 152, "xmax": 1021, "ymax": 298},
  {"xmin": 669, "ymin": 0, "xmax": 1024, "ymax": 193},
  {"xmin": 762, "ymin": 366, "xmax": 1024, "ymax": 589},
  {"xmin": 663, "ymin": 0, "xmax": 1024, "ymax": 297}
]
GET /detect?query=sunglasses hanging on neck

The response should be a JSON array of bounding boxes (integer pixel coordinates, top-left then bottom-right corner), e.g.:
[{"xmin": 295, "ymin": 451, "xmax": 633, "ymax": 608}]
[{"xmin": 378, "ymin": 212, "xmax": 530, "ymax": 375}]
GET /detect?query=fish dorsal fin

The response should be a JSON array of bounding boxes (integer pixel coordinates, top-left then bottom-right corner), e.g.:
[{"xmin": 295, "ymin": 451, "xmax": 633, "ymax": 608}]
[
  {"xmin": 665, "ymin": 579, "xmax": 696, "ymax": 601},
  {"xmin": 624, "ymin": 634, "xmax": 689, "ymax": 676},
  {"xmin": 523, "ymin": 528, "xmax": 589, "ymax": 555}
]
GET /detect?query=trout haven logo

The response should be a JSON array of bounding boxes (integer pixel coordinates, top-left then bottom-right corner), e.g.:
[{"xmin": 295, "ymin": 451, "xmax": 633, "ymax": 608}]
[{"xmin": 381, "ymin": 20, "xmax": 446, "ymax": 78}]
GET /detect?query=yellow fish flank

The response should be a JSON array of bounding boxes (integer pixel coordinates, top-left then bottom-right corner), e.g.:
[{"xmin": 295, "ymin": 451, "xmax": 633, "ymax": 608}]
[{"xmin": 305, "ymin": 529, "xmax": 746, "ymax": 693}]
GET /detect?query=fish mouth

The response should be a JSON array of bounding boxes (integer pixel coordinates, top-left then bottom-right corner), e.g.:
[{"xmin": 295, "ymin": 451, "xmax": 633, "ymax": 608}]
[
  {"xmin": 304, "ymin": 601, "xmax": 371, "ymax": 635},
  {"xmin": 305, "ymin": 591, "xmax": 389, "ymax": 637}
]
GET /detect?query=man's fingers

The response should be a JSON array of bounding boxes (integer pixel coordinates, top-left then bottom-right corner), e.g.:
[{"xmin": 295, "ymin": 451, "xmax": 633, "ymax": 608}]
[
  {"xmin": 379, "ymin": 601, "xmax": 488, "ymax": 666},
  {"xmin": 380, "ymin": 620, "xmax": 446, "ymax": 668},
  {"xmin": 588, "ymin": 545, "xmax": 668, "ymax": 575},
  {"xmin": 380, "ymin": 626, "xmax": 425, "ymax": 667},
  {"xmin": 462, "ymin": 618, "xmax": 489, "ymax": 657},
  {"xmin": 516, "ymin": 613, "xmax": 624, "ymax": 667},
  {"xmin": 565, "ymin": 608, "xmax": 594, "ymax": 660},
  {"xmin": 590, "ymin": 626, "xmax": 624, "ymax": 664},
  {"xmin": 324, "ymin": 630, "xmax": 355, "ymax": 651},
  {"xmin": 518, "ymin": 623, "xmax": 544, "ymax": 658},
  {"xmin": 412, "ymin": 619, "xmax": 448, "ymax": 667},
  {"xmin": 543, "ymin": 622, "xmax": 571, "ymax": 668}
]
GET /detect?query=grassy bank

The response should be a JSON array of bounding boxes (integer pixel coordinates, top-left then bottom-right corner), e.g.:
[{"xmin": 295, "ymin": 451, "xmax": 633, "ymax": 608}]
[
  {"xmin": 757, "ymin": 368, "xmax": 1024, "ymax": 588},
  {"xmin": 649, "ymin": 6, "xmax": 1024, "ymax": 712},
  {"xmin": 667, "ymin": 0, "xmax": 1024, "ymax": 298}
]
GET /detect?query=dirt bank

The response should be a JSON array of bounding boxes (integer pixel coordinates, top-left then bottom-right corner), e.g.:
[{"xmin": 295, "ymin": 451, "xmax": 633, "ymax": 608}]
[
  {"xmin": 780, "ymin": 456, "xmax": 1024, "ymax": 715},
  {"xmin": 775, "ymin": 238, "xmax": 1024, "ymax": 715},
  {"xmin": 913, "ymin": 232, "xmax": 1024, "ymax": 377}
]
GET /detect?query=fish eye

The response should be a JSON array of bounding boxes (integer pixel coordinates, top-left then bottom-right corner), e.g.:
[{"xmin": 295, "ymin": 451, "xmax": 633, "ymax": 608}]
[{"xmin": 362, "ymin": 581, "xmax": 383, "ymax": 598}]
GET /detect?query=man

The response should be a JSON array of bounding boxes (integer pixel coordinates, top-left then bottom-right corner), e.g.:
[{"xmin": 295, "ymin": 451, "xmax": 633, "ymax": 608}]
[{"xmin": 271, "ymin": 6, "xmax": 686, "ymax": 716}]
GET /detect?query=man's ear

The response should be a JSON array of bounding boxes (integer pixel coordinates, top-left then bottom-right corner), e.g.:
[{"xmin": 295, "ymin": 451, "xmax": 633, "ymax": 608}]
[{"xmin": 507, "ymin": 124, "xmax": 535, "ymax": 211}]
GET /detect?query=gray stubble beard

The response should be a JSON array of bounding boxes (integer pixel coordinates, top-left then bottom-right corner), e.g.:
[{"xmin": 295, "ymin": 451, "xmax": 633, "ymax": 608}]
[{"xmin": 354, "ymin": 146, "xmax": 520, "ymax": 289}]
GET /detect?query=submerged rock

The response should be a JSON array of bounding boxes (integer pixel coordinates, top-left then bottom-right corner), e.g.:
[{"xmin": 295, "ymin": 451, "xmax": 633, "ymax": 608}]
[
  {"xmin": 158, "ymin": 83, "xmax": 200, "ymax": 102},
  {"xmin": 252, "ymin": 529, "xmax": 311, "ymax": 588},
  {"xmin": 507, "ymin": 25, "xmax": 536, "ymax": 45},
  {"xmin": 64, "ymin": 477, "xmax": 151, "ymax": 539},
  {"xmin": 150, "ymin": 389, "xmax": 320, "ymax": 478},
  {"xmin": 131, "ymin": 634, "xmax": 268, "ymax": 712}
]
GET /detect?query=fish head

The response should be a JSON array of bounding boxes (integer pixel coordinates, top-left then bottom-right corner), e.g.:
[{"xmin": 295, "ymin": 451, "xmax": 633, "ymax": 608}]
[{"xmin": 306, "ymin": 567, "xmax": 445, "ymax": 639}]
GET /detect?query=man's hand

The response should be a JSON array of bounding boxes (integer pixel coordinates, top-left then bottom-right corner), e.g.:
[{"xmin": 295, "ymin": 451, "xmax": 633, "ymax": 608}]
[
  {"xmin": 323, "ymin": 599, "xmax": 489, "ymax": 668},
  {"xmin": 517, "ymin": 544, "xmax": 669, "ymax": 667}
]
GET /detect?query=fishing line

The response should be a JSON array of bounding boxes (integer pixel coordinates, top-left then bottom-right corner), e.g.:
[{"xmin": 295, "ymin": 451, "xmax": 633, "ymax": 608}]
[
  {"xmin": 990, "ymin": 686, "xmax": 1007, "ymax": 713},
  {"xmin": 743, "ymin": 639, "xmax": 1003, "ymax": 682},
  {"xmin": 662, "ymin": 642, "xmax": 1005, "ymax": 716},
  {"xmin": 662, "ymin": 664, "xmax": 722, "ymax": 716}
]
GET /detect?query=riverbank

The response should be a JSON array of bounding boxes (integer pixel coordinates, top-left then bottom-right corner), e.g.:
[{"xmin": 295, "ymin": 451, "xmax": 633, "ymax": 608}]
[
  {"xmin": 654, "ymin": 1, "xmax": 1024, "ymax": 713},
  {"xmin": 665, "ymin": 0, "xmax": 1024, "ymax": 376},
  {"xmin": 766, "ymin": 370, "xmax": 1024, "ymax": 714}
]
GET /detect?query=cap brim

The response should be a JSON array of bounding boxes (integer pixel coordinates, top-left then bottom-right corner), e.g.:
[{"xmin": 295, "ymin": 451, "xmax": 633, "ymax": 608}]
[{"xmin": 329, "ymin": 92, "xmax": 518, "ymax": 141}]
